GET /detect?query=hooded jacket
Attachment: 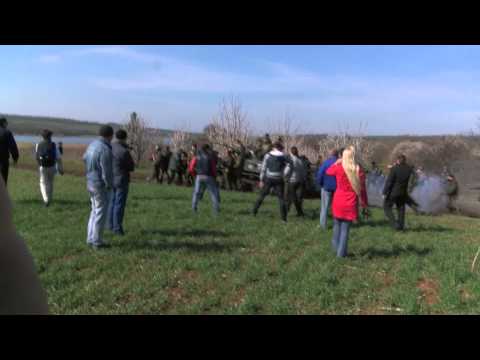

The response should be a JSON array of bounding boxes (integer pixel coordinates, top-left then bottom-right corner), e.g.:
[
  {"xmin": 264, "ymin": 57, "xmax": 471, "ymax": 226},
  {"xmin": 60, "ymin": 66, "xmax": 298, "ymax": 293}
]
[
  {"xmin": 284, "ymin": 154, "xmax": 307, "ymax": 183},
  {"xmin": 260, "ymin": 149, "xmax": 289, "ymax": 182}
]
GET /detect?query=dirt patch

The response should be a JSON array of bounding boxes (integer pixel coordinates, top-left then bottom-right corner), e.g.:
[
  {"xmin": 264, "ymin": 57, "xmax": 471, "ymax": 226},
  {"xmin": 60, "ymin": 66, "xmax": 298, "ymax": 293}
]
[
  {"xmin": 229, "ymin": 288, "xmax": 246, "ymax": 307},
  {"xmin": 417, "ymin": 278, "xmax": 440, "ymax": 305}
]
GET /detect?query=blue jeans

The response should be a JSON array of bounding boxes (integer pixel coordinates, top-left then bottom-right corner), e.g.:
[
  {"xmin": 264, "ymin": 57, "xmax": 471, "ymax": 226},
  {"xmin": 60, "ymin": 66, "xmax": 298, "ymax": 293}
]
[
  {"xmin": 87, "ymin": 186, "xmax": 112, "ymax": 246},
  {"xmin": 332, "ymin": 218, "xmax": 351, "ymax": 258},
  {"xmin": 108, "ymin": 185, "xmax": 129, "ymax": 234},
  {"xmin": 192, "ymin": 176, "xmax": 220, "ymax": 214},
  {"xmin": 320, "ymin": 189, "xmax": 333, "ymax": 229}
]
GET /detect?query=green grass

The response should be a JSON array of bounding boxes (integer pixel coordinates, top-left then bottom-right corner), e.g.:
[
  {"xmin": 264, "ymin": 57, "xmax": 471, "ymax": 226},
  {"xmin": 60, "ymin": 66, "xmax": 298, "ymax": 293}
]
[{"xmin": 9, "ymin": 168, "xmax": 480, "ymax": 314}]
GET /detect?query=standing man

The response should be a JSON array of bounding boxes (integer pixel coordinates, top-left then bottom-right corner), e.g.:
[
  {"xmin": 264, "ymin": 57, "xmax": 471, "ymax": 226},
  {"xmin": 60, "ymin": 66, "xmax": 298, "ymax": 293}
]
[
  {"xmin": 224, "ymin": 149, "xmax": 237, "ymax": 191},
  {"xmin": 35, "ymin": 130, "xmax": 64, "ymax": 207},
  {"xmin": 189, "ymin": 144, "xmax": 220, "ymax": 215},
  {"xmin": 149, "ymin": 145, "xmax": 162, "ymax": 183},
  {"xmin": 316, "ymin": 148, "xmax": 338, "ymax": 229},
  {"xmin": 83, "ymin": 125, "xmax": 114, "ymax": 249},
  {"xmin": 108, "ymin": 129, "xmax": 135, "ymax": 236},
  {"xmin": 284, "ymin": 146, "xmax": 307, "ymax": 217},
  {"xmin": 0, "ymin": 117, "xmax": 19, "ymax": 186},
  {"xmin": 383, "ymin": 154, "xmax": 415, "ymax": 231},
  {"xmin": 159, "ymin": 146, "xmax": 172, "ymax": 184},
  {"xmin": 252, "ymin": 141, "xmax": 289, "ymax": 223}
]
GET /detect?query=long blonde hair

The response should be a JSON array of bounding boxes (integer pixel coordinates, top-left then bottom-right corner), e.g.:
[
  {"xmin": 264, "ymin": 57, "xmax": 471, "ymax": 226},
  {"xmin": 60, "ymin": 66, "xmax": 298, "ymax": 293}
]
[{"xmin": 341, "ymin": 145, "xmax": 361, "ymax": 196}]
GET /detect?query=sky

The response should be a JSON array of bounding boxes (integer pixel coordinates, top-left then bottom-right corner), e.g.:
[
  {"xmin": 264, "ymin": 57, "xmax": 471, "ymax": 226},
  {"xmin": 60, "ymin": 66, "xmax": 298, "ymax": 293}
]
[{"xmin": 1, "ymin": 45, "xmax": 480, "ymax": 135}]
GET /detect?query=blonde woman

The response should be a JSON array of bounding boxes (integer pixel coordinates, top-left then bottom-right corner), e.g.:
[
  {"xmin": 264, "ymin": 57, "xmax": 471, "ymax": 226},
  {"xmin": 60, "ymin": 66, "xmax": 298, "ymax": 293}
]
[{"xmin": 326, "ymin": 146, "xmax": 368, "ymax": 258}]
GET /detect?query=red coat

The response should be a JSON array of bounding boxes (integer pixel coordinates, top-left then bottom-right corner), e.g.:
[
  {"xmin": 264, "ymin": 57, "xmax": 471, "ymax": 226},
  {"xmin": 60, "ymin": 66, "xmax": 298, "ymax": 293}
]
[{"xmin": 326, "ymin": 163, "xmax": 368, "ymax": 221}]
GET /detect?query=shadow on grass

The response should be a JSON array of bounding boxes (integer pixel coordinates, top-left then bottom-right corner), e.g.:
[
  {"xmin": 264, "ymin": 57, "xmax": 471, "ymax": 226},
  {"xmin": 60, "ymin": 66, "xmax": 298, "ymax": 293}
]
[
  {"xmin": 116, "ymin": 238, "xmax": 245, "ymax": 253},
  {"xmin": 406, "ymin": 225, "xmax": 455, "ymax": 233},
  {"xmin": 359, "ymin": 245, "xmax": 432, "ymax": 259},
  {"xmin": 131, "ymin": 195, "xmax": 188, "ymax": 202},
  {"xmin": 141, "ymin": 229, "xmax": 230, "ymax": 238},
  {"xmin": 16, "ymin": 199, "xmax": 85, "ymax": 206}
]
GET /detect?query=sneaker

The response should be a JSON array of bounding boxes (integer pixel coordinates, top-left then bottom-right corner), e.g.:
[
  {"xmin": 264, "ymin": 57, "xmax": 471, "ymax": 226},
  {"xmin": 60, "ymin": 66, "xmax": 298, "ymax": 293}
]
[{"xmin": 89, "ymin": 243, "xmax": 111, "ymax": 250}]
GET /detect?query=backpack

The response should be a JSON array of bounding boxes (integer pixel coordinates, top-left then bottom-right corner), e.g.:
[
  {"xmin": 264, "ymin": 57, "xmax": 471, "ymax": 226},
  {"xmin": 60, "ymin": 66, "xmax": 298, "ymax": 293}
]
[{"xmin": 36, "ymin": 141, "xmax": 57, "ymax": 167}]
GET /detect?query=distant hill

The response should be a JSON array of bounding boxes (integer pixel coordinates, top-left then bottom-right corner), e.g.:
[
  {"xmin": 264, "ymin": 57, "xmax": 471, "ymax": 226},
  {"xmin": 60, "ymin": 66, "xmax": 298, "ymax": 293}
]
[{"xmin": 0, "ymin": 113, "xmax": 178, "ymax": 137}]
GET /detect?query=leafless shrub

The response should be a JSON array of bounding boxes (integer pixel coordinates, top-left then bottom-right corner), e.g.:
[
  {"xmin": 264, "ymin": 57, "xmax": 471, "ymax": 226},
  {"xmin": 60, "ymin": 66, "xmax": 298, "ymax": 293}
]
[
  {"xmin": 205, "ymin": 96, "xmax": 252, "ymax": 157},
  {"xmin": 318, "ymin": 121, "xmax": 373, "ymax": 167},
  {"xmin": 170, "ymin": 122, "xmax": 192, "ymax": 153},
  {"xmin": 123, "ymin": 112, "xmax": 154, "ymax": 164}
]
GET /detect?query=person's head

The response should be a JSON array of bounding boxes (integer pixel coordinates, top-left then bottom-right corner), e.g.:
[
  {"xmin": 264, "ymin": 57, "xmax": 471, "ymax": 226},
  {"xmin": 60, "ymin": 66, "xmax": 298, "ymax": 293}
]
[
  {"xmin": 290, "ymin": 146, "xmax": 299, "ymax": 157},
  {"xmin": 41, "ymin": 129, "xmax": 53, "ymax": 141},
  {"xmin": 338, "ymin": 147, "xmax": 345, "ymax": 158},
  {"xmin": 115, "ymin": 129, "xmax": 128, "ymax": 142},
  {"xmin": 341, "ymin": 146, "xmax": 361, "ymax": 197},
  {"xmin": 397, "ymin": 154, "xmax": 407, "ymax": 165},
  {"xmin": 201, "ymin": 143, "xmax": 211, "ymax": 153},
  {"xmin": 265, "ymin": 133, "xmax": 270, "ymax": 139},
  {"xmin": 99, "ymin": 125, "xmax": 114, "ymax": 143},
  {"xmin": 329, "ymin": 148, "xmax": 339, "ymax": 158},
  {"xmin": 371, "ymin": 161, "xmax": 377, "ymax": 167},
  {"xmin": 0, "ymin": 117, "xmax": 8, "ymax": 129},
  {"xmin": 273, "ymin": 141, "xmax": 284, "ymax": 152}
]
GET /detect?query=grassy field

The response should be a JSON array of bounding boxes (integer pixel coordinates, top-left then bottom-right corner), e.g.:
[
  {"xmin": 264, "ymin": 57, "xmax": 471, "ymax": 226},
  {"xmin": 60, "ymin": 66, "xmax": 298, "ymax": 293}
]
[{"xmin": 8, "ymin": 168, "xmax": 480, "ymax": 315}]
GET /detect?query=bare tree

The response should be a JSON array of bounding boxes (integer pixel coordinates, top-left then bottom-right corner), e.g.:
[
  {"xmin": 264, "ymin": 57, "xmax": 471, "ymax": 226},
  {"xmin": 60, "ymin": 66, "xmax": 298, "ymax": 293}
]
[
  {"xmin": 318, "ymin": 121, "xmax": 373, "ymax": 167},
  {"xmin": 206, "ymin": 96, "xmax": 252, "ymax": 157},
  {"xmin": 170, "ymin": 122, "xmax": 192, "ymax": 153},
  {"xmin": 123, "ymin": 112, "xmax": 153, "ymax": 164},
  {"xmin": 265, "ymin": 110, "xmax": 318, "ymax": 160}
]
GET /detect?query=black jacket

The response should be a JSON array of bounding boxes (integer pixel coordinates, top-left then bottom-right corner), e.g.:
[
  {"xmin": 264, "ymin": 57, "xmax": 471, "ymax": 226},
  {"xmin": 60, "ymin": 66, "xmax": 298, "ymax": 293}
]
[
  {"xmin": 383, "ymin": 163, "xmax": 414, "ymax": 199},
  {"xmin": 112, "ymin": 141, "xmax": 135, "ymax": 188},
  {"xmin": 0, "ymin": 128, "xmax": 19, "ymax": 163}
]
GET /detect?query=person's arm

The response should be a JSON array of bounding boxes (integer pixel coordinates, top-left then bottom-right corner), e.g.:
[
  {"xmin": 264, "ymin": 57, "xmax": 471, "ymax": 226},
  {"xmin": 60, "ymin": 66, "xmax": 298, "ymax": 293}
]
[
  {"xmin": 100, "ymin": 149, "xmax": 114, "ymax": 189},
  {"xmin": 211, "ymin": 157, "xmax": 217, "ymax": 178},
  {"xmin": 188, "ymin": 157, "xmax": 197, "ymax": 177},
  {"xmin": 316, "ymin": 161, "xmax": 328, "ymax": 187},
  {"xmin": 8, "ymin": 132, "xmax": 19, "ymax": 163},
  {"xmin": 55, "ymin": 145, "xmax": 64, "ymax": 175},
  {"xmin": 326, "ymin": 162, "xmax": 338, "ymax": 176},
  {"xmin": 259, "ymin": 154, "xmax": 269, "ymax": 182},
  {"xmin": 383, "ymin": 167, "xmax": 396, "ymax": 197},
  {"xmin": 125, "ymin": 150, "xmax": 135, "ymax": 173},
  {"xmin": 359, "ymin": 167, "xmax": 368, "ymax": 208},
  {"xmin": 0, "ymin": 178, "xmax": 49, "ymax": 314}
]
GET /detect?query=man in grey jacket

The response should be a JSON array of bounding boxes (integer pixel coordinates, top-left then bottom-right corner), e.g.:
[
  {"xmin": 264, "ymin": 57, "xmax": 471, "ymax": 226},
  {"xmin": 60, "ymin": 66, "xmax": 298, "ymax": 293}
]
[
  {"xmin": 284, "ymin": 146, "xmax": 306, "ymax": 217},
  {"xmin": 252, "ymin": 142, "xmax": 290, "ymax": 222},
  {"xmin": 83, "ymin": 125, "xmax": 114, "ymax": 249},
  {"xmin": 108, "ymin": 129, "xmax": 135, "ymax": 236}
]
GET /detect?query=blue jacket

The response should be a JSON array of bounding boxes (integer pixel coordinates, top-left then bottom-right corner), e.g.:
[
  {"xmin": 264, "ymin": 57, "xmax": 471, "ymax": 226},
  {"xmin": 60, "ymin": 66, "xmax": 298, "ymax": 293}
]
[
  {"xmin": 83, "ymin": 139, "xmax": 114, "ymax": 190},
  {"xmin": 315, "ymin": 156, "xmax": 337, "ymax": 192}
]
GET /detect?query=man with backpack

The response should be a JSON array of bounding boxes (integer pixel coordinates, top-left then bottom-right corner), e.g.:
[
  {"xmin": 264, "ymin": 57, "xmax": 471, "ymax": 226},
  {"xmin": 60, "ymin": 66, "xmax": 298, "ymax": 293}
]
[
  {"xmin": 35, "ymin": 129, "xmax": 64, "ymax": 207},
  {"xmin": 252, "ymin": 141, "xmax": 290, "ymax": 222},
  {"xmin": 0, "ymin": 117, "xmax": 19, "ymax": 186},
  {"xmin": 188, "ymin": 143, "xmax": 220, "ymax": 215}
]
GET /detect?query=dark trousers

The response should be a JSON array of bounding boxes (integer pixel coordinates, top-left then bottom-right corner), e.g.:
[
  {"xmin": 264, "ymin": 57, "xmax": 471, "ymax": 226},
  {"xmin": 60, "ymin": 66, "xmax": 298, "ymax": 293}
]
[
  {"xmin": 0, "ymin": 160, "xmax": 9, "ymax": 186},
  {"xmin": 253, "ymin": 178, "xmax": 287, "ymax": 221},
  {"xmin": 226, "ymin": 171, "xmax": 237, "ymax": 191},
  {"xmin": 159, "ymin": 167, "xmax": 168, "ymax": 183},
  {"xmin": 286, "ymin": 181, "xmax": 305, "ymax": 216},
  {"xmin": 151, "ymin": 163, "xmax": 161, "ymax": 182},
  {"xmin": 108, "ymin": 185, "xmax": 129, "ymax": 234},
  {"xmin": 384, "ymin": 196, "xmax": 406, "ymax": 230},
  {"xmin": 168, "ymin": 170, "xmax": 184, "ymax": 185}
]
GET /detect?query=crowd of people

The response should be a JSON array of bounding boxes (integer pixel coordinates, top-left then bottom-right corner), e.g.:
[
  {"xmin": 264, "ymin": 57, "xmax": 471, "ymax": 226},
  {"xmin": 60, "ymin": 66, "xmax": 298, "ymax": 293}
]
[{"xmin": 1, "ymin": 118, "xmax": 458, "ymax": 254}]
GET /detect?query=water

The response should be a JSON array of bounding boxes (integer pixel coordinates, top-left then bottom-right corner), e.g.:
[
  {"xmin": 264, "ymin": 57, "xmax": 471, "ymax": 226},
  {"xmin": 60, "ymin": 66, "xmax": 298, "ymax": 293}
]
[{"xmin": 15, "ymin": 135, "xmax": 98, "ymax": 145}]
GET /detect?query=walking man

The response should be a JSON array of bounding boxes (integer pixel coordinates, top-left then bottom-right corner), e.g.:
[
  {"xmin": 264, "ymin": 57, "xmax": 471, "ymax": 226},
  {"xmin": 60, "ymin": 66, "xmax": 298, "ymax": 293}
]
[
  {"xmin": 108, "ymin": 129, "xmax": 135, "ymax": 236},
  {"xmin": 35, "ymin": 130, "xmax": 64, "ymax": 207},
  {"xmin": 284, "ymin": 146, "xmax": 307, "ymax": 217},
  {"xmin": 316, "ymin": 148, "xmax": 338, "ymax": 229},
  {"xmin": 252, "ymin": 141, "xmax": 289, "ymax": 222},
  {"xmin": 189, "ymin": 144, "xmax": 220, "ymax": 215},
  {"xmin": 0, "ymin": 117, "xmax": 19, "ymax": 186},
  {"xmin": 383, "ymin": 154, "xmax": 415, "ymax": 231},
  {"xmin": 83, "ymin": 125, "xmax": 114, "ymax": 249}
]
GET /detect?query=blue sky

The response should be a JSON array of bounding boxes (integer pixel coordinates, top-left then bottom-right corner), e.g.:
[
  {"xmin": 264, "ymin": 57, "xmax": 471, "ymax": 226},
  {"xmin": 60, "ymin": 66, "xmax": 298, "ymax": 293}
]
[{"xmin": 1, "ymin": 45, "xmax": 480, "ymax": 135}]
